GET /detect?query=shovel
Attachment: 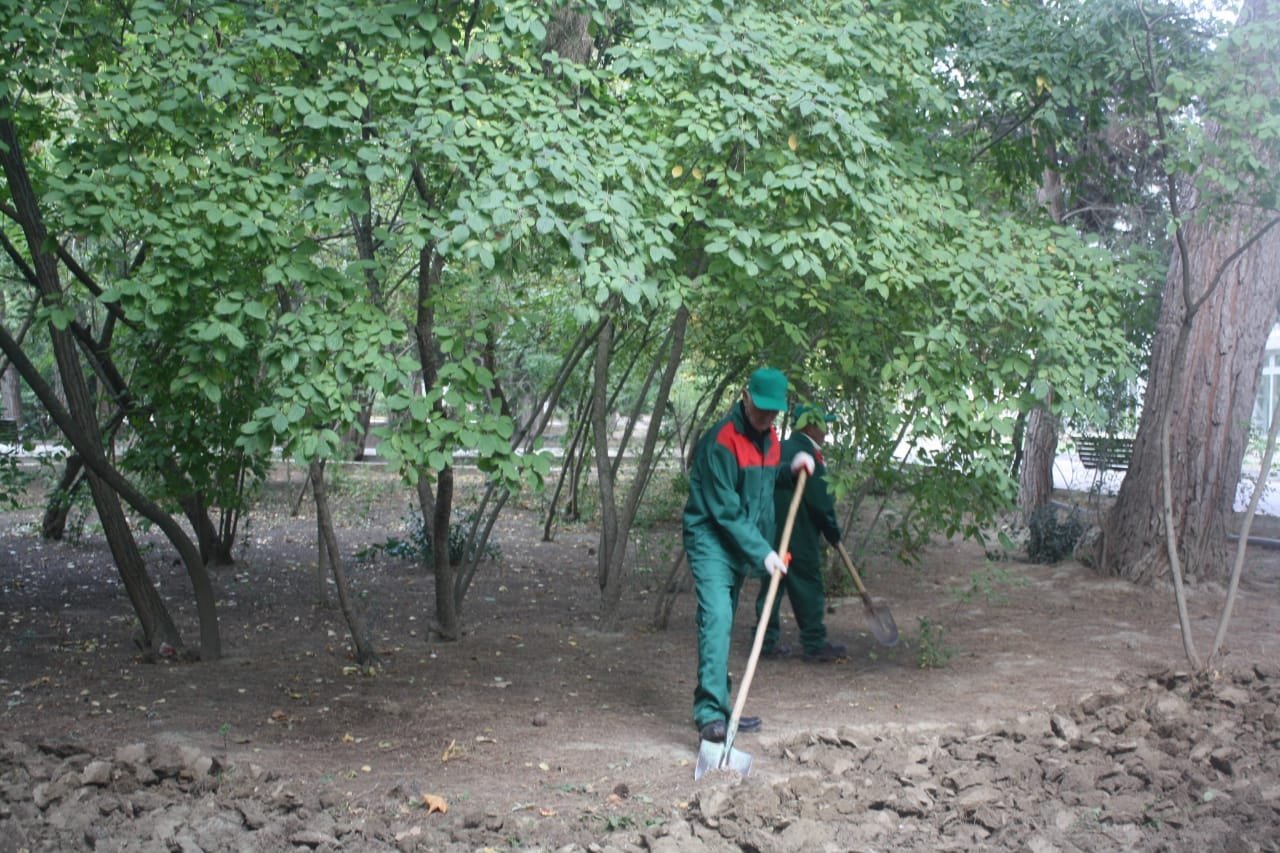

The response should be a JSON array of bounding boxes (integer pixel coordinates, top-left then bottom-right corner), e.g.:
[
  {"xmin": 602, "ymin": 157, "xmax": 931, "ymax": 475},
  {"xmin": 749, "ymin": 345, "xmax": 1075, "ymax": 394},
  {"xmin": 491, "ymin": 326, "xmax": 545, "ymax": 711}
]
[
  {"xmin": 695, "ymin": 469, "xmax": 808, "ymax": 781},
  {"xmin": 836, "ymin": 542, "xmax": 899, "ymax": 646}
]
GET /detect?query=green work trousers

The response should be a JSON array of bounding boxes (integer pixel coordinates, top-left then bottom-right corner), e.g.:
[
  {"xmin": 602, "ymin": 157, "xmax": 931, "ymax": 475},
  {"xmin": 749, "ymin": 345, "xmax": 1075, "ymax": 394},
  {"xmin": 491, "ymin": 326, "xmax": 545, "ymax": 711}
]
[
  {"xmin": 692, "ymin": 554, "xmax": 748, "ymax": 729},
  {"xmin": 754, "ymin": 555, "xmax": 827, "ymax": 655}
]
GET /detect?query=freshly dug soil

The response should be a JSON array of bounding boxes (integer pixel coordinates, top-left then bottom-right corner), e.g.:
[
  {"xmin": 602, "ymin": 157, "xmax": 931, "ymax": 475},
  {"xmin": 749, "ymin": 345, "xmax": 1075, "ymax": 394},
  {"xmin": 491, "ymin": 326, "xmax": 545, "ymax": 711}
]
[{"xmin": 2, "ymin": 466, "xmax": 1278, "ymax": 851}]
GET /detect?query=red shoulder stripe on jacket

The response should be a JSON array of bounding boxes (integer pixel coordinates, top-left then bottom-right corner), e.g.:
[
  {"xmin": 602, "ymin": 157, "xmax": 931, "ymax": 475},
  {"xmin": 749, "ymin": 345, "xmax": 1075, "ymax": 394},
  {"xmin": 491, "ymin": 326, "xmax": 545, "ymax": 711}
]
[{"xmin": 714, "ymin": 422, "xmax": 779, "ymax": 468}]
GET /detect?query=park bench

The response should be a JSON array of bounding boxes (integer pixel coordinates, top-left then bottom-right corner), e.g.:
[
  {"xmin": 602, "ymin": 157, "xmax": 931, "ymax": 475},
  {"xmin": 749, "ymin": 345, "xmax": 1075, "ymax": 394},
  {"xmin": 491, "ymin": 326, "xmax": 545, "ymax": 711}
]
[
  {"xmin": 1075, "ymin": 435, "xmax": 1134, "ymax": 473},
  {"xmin": 0, "ymin": 418, "xmax": 18, "ymax": 444}
]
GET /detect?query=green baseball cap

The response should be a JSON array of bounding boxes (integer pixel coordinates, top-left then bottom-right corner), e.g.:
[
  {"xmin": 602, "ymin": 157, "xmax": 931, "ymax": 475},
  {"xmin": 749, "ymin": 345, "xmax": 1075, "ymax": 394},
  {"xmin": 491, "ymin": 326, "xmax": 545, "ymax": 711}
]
[
  {"xmin": 794, "ymin": 404, "xmax": 837, "ymax": 428},
  {"xmin": 747, "ymin": 367, "xmax": 788, "ymax": 411}
]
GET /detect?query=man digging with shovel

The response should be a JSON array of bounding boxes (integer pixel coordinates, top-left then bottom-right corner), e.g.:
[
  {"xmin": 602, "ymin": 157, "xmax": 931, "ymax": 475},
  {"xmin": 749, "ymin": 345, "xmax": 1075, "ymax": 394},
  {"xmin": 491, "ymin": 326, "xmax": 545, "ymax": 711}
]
[
  {"xmin": 754, "ymin": 403, "xmax": 848, "ymax": 664},
  {"xmin": 682, "ymin": 367, "xmax": 814, "ymax": 751}
]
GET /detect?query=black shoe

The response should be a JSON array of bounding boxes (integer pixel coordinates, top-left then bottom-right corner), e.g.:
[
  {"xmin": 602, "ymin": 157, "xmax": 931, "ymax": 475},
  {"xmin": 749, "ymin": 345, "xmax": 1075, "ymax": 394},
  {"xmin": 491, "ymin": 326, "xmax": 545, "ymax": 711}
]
[
  {"xmin": 761, "ymin": 642, "xmax": 792, "ymax": 660},
  {"xmin": 737, "ymin": 715, "xmax": 762, "ymax": 733},
  {"xmin": 698, "ymin": 720, "xmax": 726, "ymax": 743},
  {"xmin": 803, "ymin": 642, "xmax": 848, "ymax": 663}
]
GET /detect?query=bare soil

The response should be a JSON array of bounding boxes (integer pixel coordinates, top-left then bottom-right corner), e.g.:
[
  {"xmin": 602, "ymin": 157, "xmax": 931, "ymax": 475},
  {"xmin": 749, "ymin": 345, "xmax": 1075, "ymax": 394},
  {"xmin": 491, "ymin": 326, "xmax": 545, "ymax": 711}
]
[{"xmin": 2, "ymin": 464, "xmax": 1279, "ymax": 852}]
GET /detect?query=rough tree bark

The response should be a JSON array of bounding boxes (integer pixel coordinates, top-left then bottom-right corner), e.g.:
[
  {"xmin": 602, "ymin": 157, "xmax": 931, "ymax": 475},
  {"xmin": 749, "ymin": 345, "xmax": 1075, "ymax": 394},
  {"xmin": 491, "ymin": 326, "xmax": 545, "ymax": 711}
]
[
  {"xmin": 1018, "ymin": 401, "xmax": 1057, "ymax": 517},
  {"xmin": 1099, "ymin": 0, "xmax": 1280, "ymax": 584}
]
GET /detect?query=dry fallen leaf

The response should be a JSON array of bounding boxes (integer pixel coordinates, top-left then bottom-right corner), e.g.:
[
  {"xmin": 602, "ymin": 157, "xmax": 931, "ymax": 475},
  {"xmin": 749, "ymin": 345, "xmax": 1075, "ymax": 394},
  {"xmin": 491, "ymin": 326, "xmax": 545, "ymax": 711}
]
[
  {"xmin": 539, "ymin": 807, "xmax": 556, "ymax": 817},
  {"xmin": 341, "ymin": 733, "xmax": 355, "ymax": 743},
  {"xmin": 421, "ymin": 793, "xmax": 448, "ymax": 814},
  {"xmin": 441, "ymin": 739, "xmax": 465, "ymax": 762},
  {"xmin": 269, "ymin": 709, "xmax": 287, "ymax": 722}
]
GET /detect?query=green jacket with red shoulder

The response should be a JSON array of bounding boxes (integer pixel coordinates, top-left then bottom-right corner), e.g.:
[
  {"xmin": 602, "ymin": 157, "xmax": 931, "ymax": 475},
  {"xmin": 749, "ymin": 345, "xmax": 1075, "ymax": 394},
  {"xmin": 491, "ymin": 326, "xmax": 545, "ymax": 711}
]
[
  {"xmin": 773, "ymin": 433, "xmax": 841, "ymax": 567},
  {"xmin": 682, "ymin": 401, "xmax": 794, "ymax": 577}
]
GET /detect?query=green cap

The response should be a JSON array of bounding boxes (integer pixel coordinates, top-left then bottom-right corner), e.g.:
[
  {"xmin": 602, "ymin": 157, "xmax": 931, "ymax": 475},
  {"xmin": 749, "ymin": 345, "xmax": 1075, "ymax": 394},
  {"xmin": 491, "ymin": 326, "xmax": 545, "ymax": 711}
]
[
  {"xmin": 747, "ymin": 367, "xmax": 788, "ymax": 412},
  {"xmin": 794, "ymin": 404, "xmax": 837, "ymax": 428}
]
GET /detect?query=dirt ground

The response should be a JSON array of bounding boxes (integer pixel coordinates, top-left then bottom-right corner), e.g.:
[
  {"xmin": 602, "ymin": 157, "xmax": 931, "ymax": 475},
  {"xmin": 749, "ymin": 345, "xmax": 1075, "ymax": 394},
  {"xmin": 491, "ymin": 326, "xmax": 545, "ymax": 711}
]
[{"xmin": 1, "ymin": 463, "xmax": 1279, "ymax": 852}]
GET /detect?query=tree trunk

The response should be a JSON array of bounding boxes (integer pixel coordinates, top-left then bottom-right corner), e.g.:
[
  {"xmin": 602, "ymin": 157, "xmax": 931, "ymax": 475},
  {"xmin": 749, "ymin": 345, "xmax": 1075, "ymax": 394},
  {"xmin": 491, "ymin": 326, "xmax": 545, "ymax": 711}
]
[
  {"xmin": 314, "ymin": 493, "xmax": 331, "ymax": 608},
  {"xmin": 590, "ymin": 315, "xmax": 619, "ymax": 593},
  {"xmin": 1101, "ymin": 221, "xmax": 1278, "ymax": 583},
  {"xmin": 310, "ymin": 460, "xmax": 378, "ymax": 665},
  {"xmin": 1018, "ymin": 401, "xmax": 1057, "ymax": 517},
  {"xmin": 0, "ymin": 365, "xmax": 19, "ymax": 424},
  {"xmin": 0, "ymin": 288, "xmax": 23, "ymax": 425},
  {"xmin": 41, "ymin": 452, "xmax": 84, "ymax": 540},
  {"xmin": 428, "ymin": 466, "xmax": 459, "ymax": 640},
  {"xmin": 0, "ymin": 116, "xmax": 206, "ymax": 657},
  {"xmin": 597, "ymin": 306, "xmax": 688, "ymax": 627},
  {"xmin": 1017, "ymin": 163, "xmax": 1066, "ymax": 516},
  {"xmin": 180, "ymin": 493, "xmax": 228, "ymax": 568},
  {"xmin": 1100, "ymin": 0, "xmax": 1280, "ymax": 584},
  {"xmin": 410, "ymin": 229, "xmax": 463, "ymax": 641}
]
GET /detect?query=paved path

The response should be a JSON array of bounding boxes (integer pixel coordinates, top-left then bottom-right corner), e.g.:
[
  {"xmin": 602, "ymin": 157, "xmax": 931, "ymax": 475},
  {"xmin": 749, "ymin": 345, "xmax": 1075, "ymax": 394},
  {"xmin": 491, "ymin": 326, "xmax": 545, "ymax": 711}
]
[{"xmin": 1053, "ymin": 451, "xmax": 1280, "ymax": 518}]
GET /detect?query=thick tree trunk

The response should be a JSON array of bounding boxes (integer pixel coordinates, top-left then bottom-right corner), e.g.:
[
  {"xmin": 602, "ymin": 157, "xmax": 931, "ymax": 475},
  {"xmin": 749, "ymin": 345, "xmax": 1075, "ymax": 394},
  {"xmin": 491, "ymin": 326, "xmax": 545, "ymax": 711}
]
[
  {"xmin": 1100, "ymin": 0, "xmax": 1280, "ymax": 583},
  {"xmin": 1100, "ymin": 221, "xmax": 1279, "ymax": 583},
  {"xmin": 1018, "ymin": 164, "xmax": 1066, "ymax": 516},
  {"xmin": 1018, "ymin": 402, "xmax": 1057, "ymax": 517}
]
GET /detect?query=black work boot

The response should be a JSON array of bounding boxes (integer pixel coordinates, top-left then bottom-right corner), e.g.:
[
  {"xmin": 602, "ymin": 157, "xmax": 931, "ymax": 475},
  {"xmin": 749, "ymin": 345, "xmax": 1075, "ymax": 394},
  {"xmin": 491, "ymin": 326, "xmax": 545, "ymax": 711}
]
[
  {"xmin": 802, "ymin": 641, "xmax": 848, "ymax": 663},
  {"xmin": 761, "ymin": 642, "xmax": 792, "ymax": 660}
]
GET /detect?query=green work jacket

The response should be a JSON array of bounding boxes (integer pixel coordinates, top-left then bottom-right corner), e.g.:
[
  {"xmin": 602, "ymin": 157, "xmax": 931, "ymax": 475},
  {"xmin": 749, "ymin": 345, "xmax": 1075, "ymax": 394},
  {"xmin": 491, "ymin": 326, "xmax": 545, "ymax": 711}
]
[
  {"xmin": 774, "ymin": 433, "xmax": 841, "ymax": 566},
  {"xmin": 683, "ymin": 402, "xmax": 793, "ymax": 577}
]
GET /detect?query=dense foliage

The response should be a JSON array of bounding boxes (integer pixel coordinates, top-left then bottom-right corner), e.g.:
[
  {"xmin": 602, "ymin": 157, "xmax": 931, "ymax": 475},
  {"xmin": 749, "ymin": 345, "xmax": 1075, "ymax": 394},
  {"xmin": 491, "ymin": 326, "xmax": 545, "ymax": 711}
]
[{"xmin": 4, "ymin": 0, "xmax": 1250, "ymax": 644}]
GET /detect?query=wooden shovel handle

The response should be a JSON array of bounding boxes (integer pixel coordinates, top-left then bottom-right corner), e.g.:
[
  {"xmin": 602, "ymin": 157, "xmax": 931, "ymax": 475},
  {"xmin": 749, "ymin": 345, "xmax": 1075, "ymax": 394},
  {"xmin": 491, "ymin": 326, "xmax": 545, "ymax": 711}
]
[
  {"xmin": 836, "ymin": 541, "xmax": 874, "ymax": 604},
  {"xmin": 727, "ymin": 468, "xmax": 807, "ymax": 734}
]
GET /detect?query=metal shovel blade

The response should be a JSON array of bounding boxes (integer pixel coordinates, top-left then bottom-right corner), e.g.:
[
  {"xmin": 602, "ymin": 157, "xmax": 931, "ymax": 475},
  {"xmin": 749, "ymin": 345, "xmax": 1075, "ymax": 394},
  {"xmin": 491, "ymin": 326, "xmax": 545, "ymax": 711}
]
[
  {"xmin": 694, "ymin": 737, "xmax": 752, "ymax": 780},
  {"xmin": 837, "ymin": 542, "xmax": 900, "ymax": 647},
  {"xmin": 865, "ymin": 598, "xmax": 899, "ymax": 647}
]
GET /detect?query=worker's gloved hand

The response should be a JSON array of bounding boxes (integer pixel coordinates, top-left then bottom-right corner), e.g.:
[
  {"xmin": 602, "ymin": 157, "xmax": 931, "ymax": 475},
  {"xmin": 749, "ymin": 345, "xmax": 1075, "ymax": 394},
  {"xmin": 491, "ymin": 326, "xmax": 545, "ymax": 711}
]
[
  {"xmin": 764, "ymin": 551, "xmax": 788, "ymax": 577},
  {"xmin": 791, "ymin": 451, "xmax": 815, "ymax": 476}
]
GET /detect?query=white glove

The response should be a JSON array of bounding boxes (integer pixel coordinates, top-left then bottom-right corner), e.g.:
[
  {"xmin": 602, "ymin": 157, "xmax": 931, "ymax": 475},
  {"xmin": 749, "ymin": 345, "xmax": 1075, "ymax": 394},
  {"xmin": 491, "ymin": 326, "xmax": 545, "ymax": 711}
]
[
  {"xmin": 764, "ymin": 551, "xmax": 788, "ymax": 577},
  {"xmin": 791, "ymin": 451, "xmax": 815, "ymax": 476}
]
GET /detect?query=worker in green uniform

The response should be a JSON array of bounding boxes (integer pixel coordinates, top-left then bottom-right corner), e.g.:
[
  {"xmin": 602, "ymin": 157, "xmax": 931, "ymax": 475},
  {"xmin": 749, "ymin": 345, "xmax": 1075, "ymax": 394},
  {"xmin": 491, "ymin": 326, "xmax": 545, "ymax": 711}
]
[
  {"xmin": 755, "ymin": 403, "xmax": 847, "ymax": 663},
  {"xmin": 682, "ymin": 367, "xmax": 815, "ymax": 743}
]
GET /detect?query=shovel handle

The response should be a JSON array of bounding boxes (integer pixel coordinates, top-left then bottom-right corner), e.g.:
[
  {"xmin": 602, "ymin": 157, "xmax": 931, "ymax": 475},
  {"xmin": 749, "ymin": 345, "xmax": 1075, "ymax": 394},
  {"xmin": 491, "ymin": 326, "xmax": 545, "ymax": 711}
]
[
  {"xmin": 836, "ymin": 541, "xmax": 874, "ymax": 605},
  {"xmin": 726, "ymin": 468, "xmax": 808, "ymax": 743}
]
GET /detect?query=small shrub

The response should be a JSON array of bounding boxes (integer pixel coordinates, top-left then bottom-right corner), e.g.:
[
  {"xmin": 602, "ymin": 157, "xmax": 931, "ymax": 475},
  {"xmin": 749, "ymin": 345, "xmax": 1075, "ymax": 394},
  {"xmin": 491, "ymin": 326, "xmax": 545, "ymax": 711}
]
[
  {"xmin": 358, "ymin": 509, "xmax": 500, "ymax": 566},
  {"xmin": 1026, "ymin": 504, "xmax": 1083, "ymax": 564},
  {"xmin": 954, "ymin": 563, "xmax": 1029, "ymax": 606},
  {"xmin": 915, "ymin": 616, "xmax": 952, "ymax": 669}
]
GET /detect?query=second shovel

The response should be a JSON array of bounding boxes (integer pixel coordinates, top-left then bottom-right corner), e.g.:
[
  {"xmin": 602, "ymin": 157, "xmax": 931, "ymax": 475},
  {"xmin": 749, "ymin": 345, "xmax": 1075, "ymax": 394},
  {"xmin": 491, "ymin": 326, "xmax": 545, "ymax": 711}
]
[{"xmin": 836, "ymin": 542, "xmax": 899, "ymax": 646}]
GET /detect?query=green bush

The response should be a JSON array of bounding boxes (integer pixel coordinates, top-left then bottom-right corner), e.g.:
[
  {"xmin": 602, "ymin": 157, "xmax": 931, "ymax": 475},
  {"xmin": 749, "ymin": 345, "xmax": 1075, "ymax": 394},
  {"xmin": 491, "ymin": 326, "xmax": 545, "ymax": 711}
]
[
  {"xmin": 358, "ymin": 508, "xmax": 500, "ymax": 566},
  {"xmin": 915, "ymin": 616, "xmax": 952, "ymax": 669},
  {"xmin": 1026, "ymin": 504, "xmax": 1083, "ymax": 564}
]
